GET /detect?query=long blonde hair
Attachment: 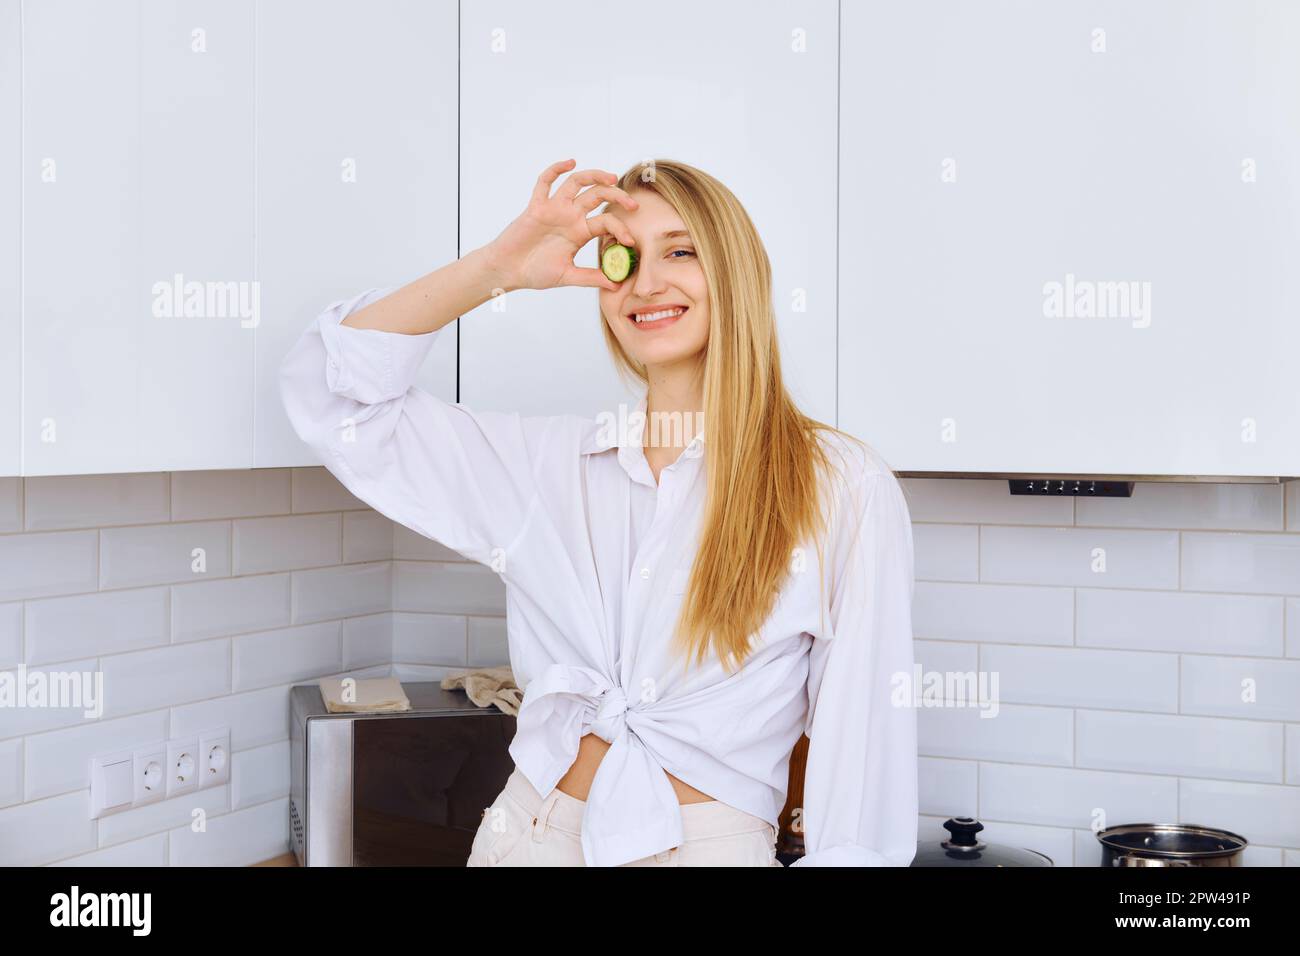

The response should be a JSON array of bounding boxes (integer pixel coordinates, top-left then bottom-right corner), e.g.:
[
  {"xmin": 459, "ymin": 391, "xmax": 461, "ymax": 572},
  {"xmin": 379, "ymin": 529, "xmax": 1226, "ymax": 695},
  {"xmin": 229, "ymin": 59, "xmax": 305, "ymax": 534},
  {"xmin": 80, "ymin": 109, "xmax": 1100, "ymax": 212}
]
[{"xmin": 599, "ymin": 158, "xmax": 869, "ymax": 674}]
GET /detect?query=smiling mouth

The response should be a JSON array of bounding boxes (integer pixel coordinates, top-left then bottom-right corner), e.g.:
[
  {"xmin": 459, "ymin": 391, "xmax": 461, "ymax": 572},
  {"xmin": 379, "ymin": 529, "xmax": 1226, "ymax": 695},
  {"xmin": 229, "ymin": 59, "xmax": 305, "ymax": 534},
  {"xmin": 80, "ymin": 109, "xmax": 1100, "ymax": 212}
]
[{"xmin": 626, "ymin": 306, "xmax": 688, "ymax": 329}]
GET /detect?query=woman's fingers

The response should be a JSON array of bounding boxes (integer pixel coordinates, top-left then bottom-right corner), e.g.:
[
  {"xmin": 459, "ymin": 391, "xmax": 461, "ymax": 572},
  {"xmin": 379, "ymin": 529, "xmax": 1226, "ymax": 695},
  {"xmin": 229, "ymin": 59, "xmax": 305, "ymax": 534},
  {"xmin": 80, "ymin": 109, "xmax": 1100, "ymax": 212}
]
[
  {"xmin": 531, "ymin": 158, "xmax": 576, "ymax": 204},
  {"xmin": 560, "ymin": 264, "xmax": 621, "ymax": 291},
  {"xmin": 574, "ymin": 183, "xmax": 640, "ymax": 215},
  {"xmin": 584, "ymin": 212, "xmax": 636, "ymax": 248},
  {"xmin": 555, "ymin": 168, "xmax": 618, "ymax": 201}
]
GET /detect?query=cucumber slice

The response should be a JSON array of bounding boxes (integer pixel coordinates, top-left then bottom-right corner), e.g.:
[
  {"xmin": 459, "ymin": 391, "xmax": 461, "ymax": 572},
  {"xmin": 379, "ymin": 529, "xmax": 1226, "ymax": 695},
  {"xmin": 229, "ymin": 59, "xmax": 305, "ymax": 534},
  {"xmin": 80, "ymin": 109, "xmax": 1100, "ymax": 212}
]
[{"xmin": 600, "ymin": 243, "xmax": 637, "ymax": 282}]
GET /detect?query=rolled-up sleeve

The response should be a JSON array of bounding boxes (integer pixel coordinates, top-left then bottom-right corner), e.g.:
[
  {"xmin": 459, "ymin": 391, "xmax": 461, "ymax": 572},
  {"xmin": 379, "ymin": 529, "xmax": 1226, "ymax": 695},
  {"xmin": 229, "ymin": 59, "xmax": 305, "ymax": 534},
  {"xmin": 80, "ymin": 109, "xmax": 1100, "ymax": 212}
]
[
  {"xmin": 278, "ymin": 286, "xmax": 549, "ymax": 572},
  {"xmin": 792, "ymin": 468, "xmax": 918, "ymax": 867}
]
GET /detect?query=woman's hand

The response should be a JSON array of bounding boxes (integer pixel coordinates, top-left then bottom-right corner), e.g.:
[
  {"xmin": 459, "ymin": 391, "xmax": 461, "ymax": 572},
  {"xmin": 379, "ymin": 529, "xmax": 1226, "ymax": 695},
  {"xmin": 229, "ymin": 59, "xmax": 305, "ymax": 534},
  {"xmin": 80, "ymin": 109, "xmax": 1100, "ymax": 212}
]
[{"xmin": 482, "ymin": 159, "xmax": 640, "ymax": 293}]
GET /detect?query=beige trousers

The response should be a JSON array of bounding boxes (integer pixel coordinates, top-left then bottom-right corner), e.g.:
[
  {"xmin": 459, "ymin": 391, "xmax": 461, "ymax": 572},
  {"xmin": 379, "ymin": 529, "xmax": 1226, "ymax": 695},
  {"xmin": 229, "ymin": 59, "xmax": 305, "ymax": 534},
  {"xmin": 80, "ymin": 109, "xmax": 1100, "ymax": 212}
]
[{"xmin": 466, "ymin": 766, "xmax": 784, "ymax": 867}]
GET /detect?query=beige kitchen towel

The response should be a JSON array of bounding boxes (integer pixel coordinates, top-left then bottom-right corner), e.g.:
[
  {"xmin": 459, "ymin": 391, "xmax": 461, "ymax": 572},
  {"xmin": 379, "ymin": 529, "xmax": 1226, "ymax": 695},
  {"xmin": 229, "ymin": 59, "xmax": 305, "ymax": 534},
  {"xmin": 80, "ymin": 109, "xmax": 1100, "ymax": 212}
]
[
  {"xmin": 318, "ymin": 676, "xmax": 412, "ymax": 714},
  {"xmin": 441, "ymin": 665, "xmax": 522, "ymax": 716}
]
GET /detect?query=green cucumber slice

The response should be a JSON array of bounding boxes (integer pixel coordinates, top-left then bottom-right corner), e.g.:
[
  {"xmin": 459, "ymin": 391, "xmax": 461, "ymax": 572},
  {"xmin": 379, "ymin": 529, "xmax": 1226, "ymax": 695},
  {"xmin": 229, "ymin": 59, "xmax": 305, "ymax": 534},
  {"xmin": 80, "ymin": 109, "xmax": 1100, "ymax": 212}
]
[{"xmin": 600, "ymin": 243, "xmax": 637, "ymax": 282}]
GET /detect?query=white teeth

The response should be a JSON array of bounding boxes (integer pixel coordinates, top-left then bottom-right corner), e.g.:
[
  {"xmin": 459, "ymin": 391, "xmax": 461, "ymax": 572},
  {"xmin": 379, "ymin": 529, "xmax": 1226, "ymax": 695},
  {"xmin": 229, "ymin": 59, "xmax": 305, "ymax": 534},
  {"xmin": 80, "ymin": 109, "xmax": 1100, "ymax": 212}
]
[{"xmin": 633, "ymin": 307, "xmax": 685, "ymax": 324}]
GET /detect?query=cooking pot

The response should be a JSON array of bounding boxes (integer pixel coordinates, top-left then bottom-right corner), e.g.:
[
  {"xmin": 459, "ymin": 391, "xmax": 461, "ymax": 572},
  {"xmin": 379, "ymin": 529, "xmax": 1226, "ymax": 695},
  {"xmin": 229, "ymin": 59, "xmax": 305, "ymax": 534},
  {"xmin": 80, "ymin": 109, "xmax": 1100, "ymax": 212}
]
[
  {"xmin": 1096, "ymin": 823, "xmax": 1247, "ymax": 867},
  {"xmin": 911, "ymin": 817, "xmax": 1053, "ymax": 867}
]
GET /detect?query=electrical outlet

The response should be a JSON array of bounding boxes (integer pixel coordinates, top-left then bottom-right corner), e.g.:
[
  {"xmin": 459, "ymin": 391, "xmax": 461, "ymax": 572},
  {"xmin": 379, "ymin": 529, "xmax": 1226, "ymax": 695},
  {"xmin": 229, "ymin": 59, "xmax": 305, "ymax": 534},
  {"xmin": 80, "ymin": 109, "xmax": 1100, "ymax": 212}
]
[
  {"xmin": 165, "ymin": 736, "xmax": 200, "ymax": 798},
  {"xmin": 197, "ymin": 729, "xmax": 230, "ymax": 789},
  {"xmin": 133, "ymin": 746, "xmax": 166, "ymax": 807}
]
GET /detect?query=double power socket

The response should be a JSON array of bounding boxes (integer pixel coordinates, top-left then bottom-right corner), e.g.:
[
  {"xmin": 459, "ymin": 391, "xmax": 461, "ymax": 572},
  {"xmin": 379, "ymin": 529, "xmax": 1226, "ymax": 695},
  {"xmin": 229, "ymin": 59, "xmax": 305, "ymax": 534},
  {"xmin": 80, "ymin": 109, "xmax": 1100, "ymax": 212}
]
[{"xmin": 90, "ymin": 728, "xmax": 231, "ymax": 819}]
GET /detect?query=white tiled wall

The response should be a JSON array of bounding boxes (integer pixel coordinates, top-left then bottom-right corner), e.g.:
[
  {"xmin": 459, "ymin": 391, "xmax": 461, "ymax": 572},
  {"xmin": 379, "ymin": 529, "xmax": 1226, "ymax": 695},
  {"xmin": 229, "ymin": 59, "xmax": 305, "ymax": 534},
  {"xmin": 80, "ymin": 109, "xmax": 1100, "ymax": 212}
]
[
  {"xmin": 0, "ymin": 466, "xmax": 505, "ymax": 867},
  {"xmin": 908, "ymin": 476, "xmax": 1300, "ymax": 868},
  {"xmin": 2, "ymin": 468, "xmax": 1297, "ymax": 866}
]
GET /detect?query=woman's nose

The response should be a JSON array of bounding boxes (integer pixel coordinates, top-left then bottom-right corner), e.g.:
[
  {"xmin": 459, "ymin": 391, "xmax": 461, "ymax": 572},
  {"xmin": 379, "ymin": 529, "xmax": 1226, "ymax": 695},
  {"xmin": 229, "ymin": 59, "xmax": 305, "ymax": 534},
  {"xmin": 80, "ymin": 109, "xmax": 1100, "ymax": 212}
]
[{"xmin": 631, "ymin": 256, "xmax": 664, "ymax": 297}]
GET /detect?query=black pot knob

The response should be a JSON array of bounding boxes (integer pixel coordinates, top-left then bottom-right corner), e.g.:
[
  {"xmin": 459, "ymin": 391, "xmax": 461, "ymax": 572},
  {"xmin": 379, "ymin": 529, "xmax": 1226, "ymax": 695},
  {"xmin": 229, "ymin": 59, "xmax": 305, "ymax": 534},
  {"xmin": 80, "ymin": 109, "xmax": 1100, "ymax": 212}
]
[{"xmin": 943, "ymin": 817, "xmax": 985, "ymax": 847}]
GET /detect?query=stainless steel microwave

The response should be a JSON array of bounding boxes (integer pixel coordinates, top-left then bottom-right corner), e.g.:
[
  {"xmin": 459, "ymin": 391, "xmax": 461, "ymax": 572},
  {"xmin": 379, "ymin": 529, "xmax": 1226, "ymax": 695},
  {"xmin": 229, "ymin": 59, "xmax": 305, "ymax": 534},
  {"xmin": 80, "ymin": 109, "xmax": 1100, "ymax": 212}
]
[{"xmin": 288, "ymin": 681, "xmax": 516, "ymax": 866}]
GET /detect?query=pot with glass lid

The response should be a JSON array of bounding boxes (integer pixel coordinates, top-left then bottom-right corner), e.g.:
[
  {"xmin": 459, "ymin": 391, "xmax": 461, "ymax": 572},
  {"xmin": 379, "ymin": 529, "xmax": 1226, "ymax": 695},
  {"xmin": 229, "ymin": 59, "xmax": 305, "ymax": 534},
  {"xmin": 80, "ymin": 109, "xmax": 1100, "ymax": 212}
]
[{"xmin": 911, "ymin": 817, "xmax": 1054, "ymax": 867}]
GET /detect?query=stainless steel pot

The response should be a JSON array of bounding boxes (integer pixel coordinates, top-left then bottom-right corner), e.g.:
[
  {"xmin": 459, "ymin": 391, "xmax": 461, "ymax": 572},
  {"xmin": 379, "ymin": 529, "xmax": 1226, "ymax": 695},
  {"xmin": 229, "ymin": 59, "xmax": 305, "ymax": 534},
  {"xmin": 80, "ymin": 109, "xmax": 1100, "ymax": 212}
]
[{"xmin": 1096, "ymin": 823, "xmax": 1247, "ymax": 867}]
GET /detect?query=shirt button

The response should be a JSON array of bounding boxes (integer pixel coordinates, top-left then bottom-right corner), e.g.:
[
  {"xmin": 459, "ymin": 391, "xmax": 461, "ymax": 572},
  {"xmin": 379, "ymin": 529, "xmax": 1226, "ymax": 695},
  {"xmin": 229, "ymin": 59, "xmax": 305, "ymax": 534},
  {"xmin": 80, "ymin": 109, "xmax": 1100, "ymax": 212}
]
[{"xmin": 640, "ymin": 567, "xmax": 651, "ymax": 579}]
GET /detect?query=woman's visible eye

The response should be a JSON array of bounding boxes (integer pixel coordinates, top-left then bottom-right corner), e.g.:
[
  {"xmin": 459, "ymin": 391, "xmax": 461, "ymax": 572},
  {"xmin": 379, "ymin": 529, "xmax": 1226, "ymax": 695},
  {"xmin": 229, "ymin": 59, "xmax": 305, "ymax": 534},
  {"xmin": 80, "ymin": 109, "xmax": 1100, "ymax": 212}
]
[{"xmin": 667, "ymin": 248, "xmax": 695, "ymax": 259}]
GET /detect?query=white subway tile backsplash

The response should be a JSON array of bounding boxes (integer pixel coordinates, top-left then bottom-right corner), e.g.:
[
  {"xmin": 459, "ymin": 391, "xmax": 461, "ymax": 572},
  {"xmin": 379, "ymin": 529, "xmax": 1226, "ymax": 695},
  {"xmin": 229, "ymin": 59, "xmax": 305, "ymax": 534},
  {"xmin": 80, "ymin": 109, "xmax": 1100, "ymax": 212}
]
[
  {"xmin": 1288, "ymin": 725, "xmax": 1299, "ymax": 786},
  {"xmin": 914, "ymin": 639, "xmax": 978, "ymax": 681},
  {"xmin": 468, "ymin": 616, "xmax": 508, "ymax": 666},
  {"xmin": 1180, "ymin": 655, "xmax": 1300, "ymax": 722},
  {"xmin": 1179, "ymin": 778, "xmax": 1300, "ymax": 848},
  {"xmin": 0, "ymin": 477, "xmax": 21, "ymax": 531},
  {"xmin": 981, "ymin": 526, "xmax": 1179, "ymax": 589},
  {"xmin": 900, "ymin": 478, "xmax": 1072, "ymax": 525},
  {"xmin": 912, "ymin": 524, "xmax": 979, "ymax": 582},
  {"xmin": 1077, "ymin": 588, "xmax": 1283, "ymax": 656},
  {"xmin": 171, "ymin": 683, "xmax": 293, "ymax": 752},
  {"xmin": 0, "ymin": 656, "xmax": 103, "ymax": 739},
  {"xmin": 167, "ymin": 795, "xmax": 287, "ymax": 866},
  {"xmin": 171, "ymin": 573, "xmax": 292, "ymax": 643},
  {"xmin": 233, "ymin": 513, "xmax": 340, "ymax": 574},
  {"xmin": 1287, "ymin": 480, "xmax": 1298, "ymax": 531},
  {"xmin": 1076, "ymin": 481, "xmax": 1284, "ymax": 531},
  {"xmin": 291, "ymin": 561, "xmax": 390, "ymax": 624},
  {"xmin": 980, "ymin": 645, "xmax": 1178, "ymax": 713},
  {"xmin": 391, "ymin": 612, "xmax": 467, "ymax": 665},
  {"xmin": 980, "ymin": 763, "xmax": 1179, "ymax": 830},
  {"xmin": 914, "ymin": 581, "xmax": 1073, "ymax": 646},
  {"xmin": 1076, "ymin": 709, "xmax": 1283, "ymax": 783},
  {"xmin": 342, "ymin": 612, "xmax": 392, "ymax": 670},
  {"xmin": 290, "ymin": 466, "xmax": 366, "ymax": 513},
  {"xmin": 1289, "ymin": 599, "xmax": 1299, "ymax": 657},
  {"xmin": 25, "ymin": 586, "xmax": 169, "ymax": 665},
  {"xmin": 1181, "ymin": 531, "xmax": 1300, "ymax": 595},
  {"xmin": 24, "ymin": 710, "xmax": 168, "ymax": 800},
  {"xmin": 917, "ymin": 756, "xmax": 977, "ymax": 817},
  {"xmin": 24, "ymin": 472, "xmax": 169, "ymax": 530},
  {"xmin": 99, "ymin": 640, "xmax": 231, "ymax": 718},
  {"xmin": 97, "ymin": 782, "xmax": 228, "ymax": 849},
  {"xmin": 0, "ymin": 530, "xmax": 98, "ymax": 601},
  {"xmin": 393, "ymin": 522, "xmax": 462, "ymax": 561},
  {"xmin": 171, "ymin": 468, "xmax": 291, "ymax": 521},
  {"xmin": 918, "ymin": 703, "xmax": 1073, "ymax": 766},
  {"xmin": 48, "ymin": 832, "xmax": 168, "ymax": 867},
  {"xmin": 0, "ymin": 738, "xmax": 20, "ymax": 808},
  {"xmin": 393, "ymin": 561, "xmax": 505, "ymax": 615},
  {"xmin": 100, "ymin": 521, "xmax": 230, "ymax": 590},
  {"xmin": 231, "ymin": 621, "xmax": 341, "ymax": 692},
  {"xmin": 231, "ymin": 740, "xmax": 290, "ymax": 809},
  {"xmin": 0, "ymin": 600, "xmax": 20, "ymax": 668},
  {"xmin": 343, "ymin": 510, "xmax": 395, "ymax": 563},
  {"xmin": 0, "ymin": 790, "xmax": 97, "ymax": 865}
]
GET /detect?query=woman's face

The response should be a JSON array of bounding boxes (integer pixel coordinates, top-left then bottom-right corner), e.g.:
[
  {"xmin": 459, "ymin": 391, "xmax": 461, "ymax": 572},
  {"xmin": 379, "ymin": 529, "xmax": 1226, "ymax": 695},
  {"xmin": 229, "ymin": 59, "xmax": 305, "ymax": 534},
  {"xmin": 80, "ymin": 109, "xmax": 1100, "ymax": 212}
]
[{"xmin": 599, "ymin": 189, "xmax": 710, "ymax": 369}]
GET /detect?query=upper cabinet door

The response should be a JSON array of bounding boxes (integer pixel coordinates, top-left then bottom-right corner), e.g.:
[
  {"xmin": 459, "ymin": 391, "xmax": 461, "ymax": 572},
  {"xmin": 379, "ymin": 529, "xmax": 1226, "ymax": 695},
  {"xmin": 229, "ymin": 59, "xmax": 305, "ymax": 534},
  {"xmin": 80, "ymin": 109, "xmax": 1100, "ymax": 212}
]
[
  {"xmin": 23, "ymin": 0, "xmax": 256, "ymax": 475},
  {"xmin": 840, "ymin": 1, "xmax": 1300, "ymax": 478},
  {"xmin": 254, "ymin": 0, "xmax": 459, "ymax": 469},
  {"xmin": 458, "ymin": 0, "xmax": 839, "ymax": 423},
  {"xmin": 0, "ymin": 0, "xmax": 18, "ymax": 478}
]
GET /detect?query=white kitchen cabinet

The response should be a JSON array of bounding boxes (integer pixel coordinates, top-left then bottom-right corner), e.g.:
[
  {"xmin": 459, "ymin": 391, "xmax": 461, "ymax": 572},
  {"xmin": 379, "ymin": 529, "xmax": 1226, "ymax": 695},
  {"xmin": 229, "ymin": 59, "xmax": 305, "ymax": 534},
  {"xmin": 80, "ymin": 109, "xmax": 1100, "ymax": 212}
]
[
  {"xmin": 22, "ymin": 0, "xmax": 256, "ymax": 475},
  {"xmin": 0, "ymin": 0, "xmax": 19, "ymax": 477},
  {"xmin": 457, "ymin": 0, "xmax": 839, "ymax": 424},
  {"xmin": 253, "ymin": 0, "xmax": 459, "ymax": 469},
  {"xmin": 839, "ymin": 0, "xmax": 1300, "ymax": 478}
]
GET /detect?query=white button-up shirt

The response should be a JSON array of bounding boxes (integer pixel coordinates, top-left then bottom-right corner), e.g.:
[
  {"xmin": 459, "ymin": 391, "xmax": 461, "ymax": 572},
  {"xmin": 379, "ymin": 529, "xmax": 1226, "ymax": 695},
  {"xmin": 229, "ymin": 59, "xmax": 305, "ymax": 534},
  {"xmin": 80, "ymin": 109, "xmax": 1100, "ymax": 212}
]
[{"xmin": 279, "ymin": 286, "xmax": 919, "ymax": 867}]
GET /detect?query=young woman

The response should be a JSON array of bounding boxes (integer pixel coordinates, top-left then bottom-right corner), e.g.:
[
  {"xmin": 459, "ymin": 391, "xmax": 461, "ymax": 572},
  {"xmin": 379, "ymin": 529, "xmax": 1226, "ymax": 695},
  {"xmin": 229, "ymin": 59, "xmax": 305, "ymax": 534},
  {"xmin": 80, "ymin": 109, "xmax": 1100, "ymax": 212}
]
[{"xmin": 279, "ymin": 158, "xmax": 918, "ymax": 867}]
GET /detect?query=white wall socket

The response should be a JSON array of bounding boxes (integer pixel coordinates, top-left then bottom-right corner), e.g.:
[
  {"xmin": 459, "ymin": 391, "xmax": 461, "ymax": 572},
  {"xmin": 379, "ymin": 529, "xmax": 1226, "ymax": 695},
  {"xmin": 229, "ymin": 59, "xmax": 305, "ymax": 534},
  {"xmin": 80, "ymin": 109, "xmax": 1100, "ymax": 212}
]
[
  {"xmin": 165, "ymin": 736, "xmax": 200, "ymax": 798},
  {"xmin": 197, "ymin": 729, "xmax": 230, "ymax": 789}
]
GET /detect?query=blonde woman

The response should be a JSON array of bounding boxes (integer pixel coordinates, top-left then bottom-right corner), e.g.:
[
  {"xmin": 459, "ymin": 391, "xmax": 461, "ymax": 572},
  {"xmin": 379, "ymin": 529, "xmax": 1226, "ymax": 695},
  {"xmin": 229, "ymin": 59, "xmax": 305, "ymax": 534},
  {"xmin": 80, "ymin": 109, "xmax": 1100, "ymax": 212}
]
[{"xmin": 279, "ymin": 158, "xmax": 918, "ymax": 867}]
